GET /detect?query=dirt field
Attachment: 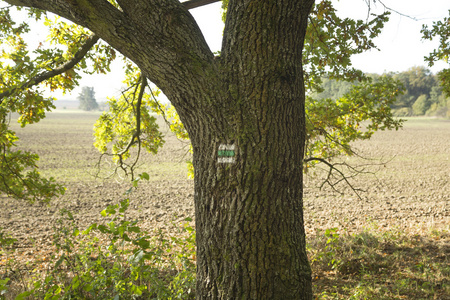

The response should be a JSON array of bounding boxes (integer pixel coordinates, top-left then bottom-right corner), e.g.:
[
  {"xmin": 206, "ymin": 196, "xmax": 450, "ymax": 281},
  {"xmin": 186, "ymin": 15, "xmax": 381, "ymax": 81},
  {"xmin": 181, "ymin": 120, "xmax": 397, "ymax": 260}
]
[{"xmin": 1, "ymin": 112, "xmax": 449, "ymax": 254}]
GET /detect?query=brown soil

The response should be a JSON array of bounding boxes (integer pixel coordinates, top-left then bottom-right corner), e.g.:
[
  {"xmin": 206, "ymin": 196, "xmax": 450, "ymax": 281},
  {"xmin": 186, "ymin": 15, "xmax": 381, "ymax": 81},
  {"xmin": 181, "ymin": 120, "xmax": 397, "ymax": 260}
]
[{"xmin": 1, "ymin": 113, "xmax": 449, "ymax": 255}]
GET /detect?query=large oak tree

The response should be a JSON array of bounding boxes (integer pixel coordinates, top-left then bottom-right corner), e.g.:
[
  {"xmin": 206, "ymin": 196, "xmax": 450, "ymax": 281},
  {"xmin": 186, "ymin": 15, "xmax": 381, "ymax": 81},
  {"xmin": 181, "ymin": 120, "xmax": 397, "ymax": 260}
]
[
  {"xmin": 3, "ymin": 0, "xmax": 316, "ymax": 297},
  {"xmin": 0, "ymin": 0, "xmax": 402, "ymax": 298}
]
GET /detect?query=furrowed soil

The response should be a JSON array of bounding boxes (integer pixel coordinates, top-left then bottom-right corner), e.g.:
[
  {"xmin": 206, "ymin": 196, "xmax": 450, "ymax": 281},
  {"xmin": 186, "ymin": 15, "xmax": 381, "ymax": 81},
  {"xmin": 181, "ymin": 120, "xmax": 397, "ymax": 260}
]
[{"xmin": 1, "ymin": 112, "xmax": 449, "ymax": 263}]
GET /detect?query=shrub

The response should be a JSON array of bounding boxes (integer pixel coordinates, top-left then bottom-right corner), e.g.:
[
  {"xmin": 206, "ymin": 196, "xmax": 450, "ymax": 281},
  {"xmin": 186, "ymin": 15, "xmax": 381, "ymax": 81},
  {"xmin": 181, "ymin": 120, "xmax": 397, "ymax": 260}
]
[{"xmin": 7, "ymin": 173, "xmax": 196, "ymax": 300}]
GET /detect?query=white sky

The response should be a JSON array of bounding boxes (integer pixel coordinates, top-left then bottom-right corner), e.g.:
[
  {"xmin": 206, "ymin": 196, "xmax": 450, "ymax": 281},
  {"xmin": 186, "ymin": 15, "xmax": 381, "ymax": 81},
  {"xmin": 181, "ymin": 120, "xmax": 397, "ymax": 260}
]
[
  {"xmin": 29, "ymin": 1, "xmax": 450, "ymax": 100},
  {"xmin": 334, "ymin": 0, "xmax": 450, "ymax": 74}
]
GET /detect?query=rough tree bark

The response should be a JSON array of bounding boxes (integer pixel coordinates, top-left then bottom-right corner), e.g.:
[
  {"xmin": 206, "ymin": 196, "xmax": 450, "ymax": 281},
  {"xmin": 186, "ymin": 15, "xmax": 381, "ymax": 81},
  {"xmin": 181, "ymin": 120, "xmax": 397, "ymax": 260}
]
[{"xmin": 4, "ymin": 0, "xmax": 315, "ymax": 298}]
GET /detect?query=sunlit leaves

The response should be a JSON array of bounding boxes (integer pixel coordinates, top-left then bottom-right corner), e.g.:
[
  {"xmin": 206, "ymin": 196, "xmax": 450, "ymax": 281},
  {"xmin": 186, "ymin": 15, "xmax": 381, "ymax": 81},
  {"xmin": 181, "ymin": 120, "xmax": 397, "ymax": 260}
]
[
  {"xmin": 93, "ymin": 70, "xmax": 164, "ymax": 168},
  {"xmin": 0, "ymin": 6, "xmax": 116, "ymax": 201},
  {"xmin": 43, "ymin": 15, "xmax": 117, "ymax": 75},
  {"xmin": 437, "ymin": 69, "xmax": 450, "ymax": 98},
  {"xmin": 147, "ymin": 100, "xmax": 189, "ymax": 141},
  {"xmin": 0, "ymin": 8, "xmax": 116, "ymax": 120},
  {"xmin": 422, "ymin": 10, "xmax": 450, "ymax": 97},
  {"xmin": 305, "ymin": 76, "xmax": 404, "ymax": 167},
  {"xmin": 304, "ymin": 0, "xmax": 390, "ymax": 93},
  {"xmin": 0, "ymin": 145, "xmax": 65, "ymax": 203},
  {"xmin": 422, "ymin": 10, "xmax": 450, "ymax": 66}
]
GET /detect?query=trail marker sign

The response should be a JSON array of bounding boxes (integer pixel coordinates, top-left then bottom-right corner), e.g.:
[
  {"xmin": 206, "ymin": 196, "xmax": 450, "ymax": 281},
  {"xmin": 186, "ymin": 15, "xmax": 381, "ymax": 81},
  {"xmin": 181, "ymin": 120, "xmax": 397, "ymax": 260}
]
[{"xmin": 218, "ymin": 144, "xmax": 236, "ymax": 163}]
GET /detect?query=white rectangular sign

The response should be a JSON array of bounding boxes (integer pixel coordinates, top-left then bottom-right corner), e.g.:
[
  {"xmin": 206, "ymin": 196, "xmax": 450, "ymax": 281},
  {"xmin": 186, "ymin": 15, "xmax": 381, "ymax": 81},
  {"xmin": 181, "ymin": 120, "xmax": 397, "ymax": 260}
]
[{"xmin": 218, "ymin": 144, "xmax": 236, "ymax": 163}]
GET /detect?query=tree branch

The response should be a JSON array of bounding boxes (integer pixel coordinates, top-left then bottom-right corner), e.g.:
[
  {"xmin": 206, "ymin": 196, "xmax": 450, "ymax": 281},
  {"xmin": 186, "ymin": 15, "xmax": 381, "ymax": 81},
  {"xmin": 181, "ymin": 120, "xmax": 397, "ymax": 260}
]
[
  {"xmin": 182, "ymin": 0, "xmax": 221, "ymax": 10},
  {"xmin": 117, "ymin": 76, "xmax": 146, "ymax": 158},
  {"xmin": 0, "ymin": 34, "xmax": 99, "ymax": 103},
  {"xmin": 304, "ymin": 157, "xmax": 365, "ymax": 200},
  {"xmin": 95, "ymin": 76, "xmax": 146, "ymax": 181},
  {"xmin": 3, "ymin": 0, "xmax": 219, "ymax": 116}
]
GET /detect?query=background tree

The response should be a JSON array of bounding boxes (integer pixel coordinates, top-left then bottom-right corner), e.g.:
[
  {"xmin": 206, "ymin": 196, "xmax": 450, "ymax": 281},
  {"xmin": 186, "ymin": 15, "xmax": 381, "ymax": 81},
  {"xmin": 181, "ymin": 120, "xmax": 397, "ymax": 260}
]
[
  {"xmin": 78, "ymin": 86, "xmax": 99, "ymax": 111},
  {"xmin": 392, "ymin": 66, "xmax": 436, "ymax": 108},
  {"xmin": 314, "ymin": 67, "xmax": 450, "ymax": 118},
  {"xmin": 412, "ymin": 94, "xmax": 431, "ymax": 115},
  {"xmin": 427, "ymin": 85, "xmax": 450, "ymax": 117},
  {"xmin": 0, "ymin": 0, "xmax": 402, "ymax": 298}
]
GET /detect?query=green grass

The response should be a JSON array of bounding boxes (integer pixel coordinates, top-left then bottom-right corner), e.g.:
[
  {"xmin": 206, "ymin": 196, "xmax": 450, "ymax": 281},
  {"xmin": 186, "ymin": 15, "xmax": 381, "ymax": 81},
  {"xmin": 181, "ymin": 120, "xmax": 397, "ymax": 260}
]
[
  {"xmin": 2, "ymin": 215, "xmax": 448, "ymax": 299},
  {"xmin": 308, "ymin": 224, "xmax": 450, "ymax": 299}
]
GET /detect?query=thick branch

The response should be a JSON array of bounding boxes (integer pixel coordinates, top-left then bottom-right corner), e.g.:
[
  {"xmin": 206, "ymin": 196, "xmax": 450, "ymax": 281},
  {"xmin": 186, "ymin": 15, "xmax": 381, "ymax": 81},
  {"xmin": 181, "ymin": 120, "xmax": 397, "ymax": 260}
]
[
  {"xmin": 0, "ymin": 34, "xmax": 99, "ymax": 103},
  {"xmin": 182, "ymin": 0, "xmax": 221, "ymax": 10},
  {"xmin": 3, "ymin": 0, "xmax": 219, "ymax": 117}
]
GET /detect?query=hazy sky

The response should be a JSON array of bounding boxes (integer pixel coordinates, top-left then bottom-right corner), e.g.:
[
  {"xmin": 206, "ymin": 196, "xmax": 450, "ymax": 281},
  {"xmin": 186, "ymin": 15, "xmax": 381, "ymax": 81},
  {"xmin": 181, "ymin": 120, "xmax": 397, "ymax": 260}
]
[{"xmin": 39, "ymin": 1, "xmax": 450, "ymax": 100}]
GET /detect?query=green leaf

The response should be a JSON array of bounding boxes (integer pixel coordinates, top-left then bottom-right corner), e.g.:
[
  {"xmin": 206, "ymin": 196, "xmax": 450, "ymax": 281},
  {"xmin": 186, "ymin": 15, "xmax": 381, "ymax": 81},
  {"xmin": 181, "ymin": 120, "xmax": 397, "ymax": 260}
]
[
  {"xmin": 83, "ymin": 283, "xmax": 93, "ymax": 292},
  {"xmin": 15, "ymin": 291, "xmax": 33, "ymax": 300},
  {"xmin": 54, "ymin": 254, "xmax": 65, "ymax": 269},
  {"xmin": 97, "ymin": 225, "xmax": 109, "ymax": 233},
  {"xmin": 140, "ymin": 172, "xmax": 149, "ymax": 180}
]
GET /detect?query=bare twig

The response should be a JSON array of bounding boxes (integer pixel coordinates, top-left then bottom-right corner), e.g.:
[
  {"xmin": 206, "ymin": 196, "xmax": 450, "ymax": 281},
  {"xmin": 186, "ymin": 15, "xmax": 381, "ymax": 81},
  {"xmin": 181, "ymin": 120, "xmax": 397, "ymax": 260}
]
[
  {"xmin": 117, "ymin": 76, "xmax": 145, "ymax": 158},
  {"xmin": 304, "ymin": 157, "xmax": 365, "ymax": 200}
]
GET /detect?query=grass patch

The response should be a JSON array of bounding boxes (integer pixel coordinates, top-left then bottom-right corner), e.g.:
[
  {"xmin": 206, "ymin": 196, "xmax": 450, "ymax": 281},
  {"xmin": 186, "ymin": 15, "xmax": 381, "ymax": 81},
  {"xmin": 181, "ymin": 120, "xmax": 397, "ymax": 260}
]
[
  {"xmin": 2, "ymin": 220, "xmax": 448, "ymax": 299},
  {"xmin": 308, "ymin": 225, "xmax": 450, "ymax": 299}
]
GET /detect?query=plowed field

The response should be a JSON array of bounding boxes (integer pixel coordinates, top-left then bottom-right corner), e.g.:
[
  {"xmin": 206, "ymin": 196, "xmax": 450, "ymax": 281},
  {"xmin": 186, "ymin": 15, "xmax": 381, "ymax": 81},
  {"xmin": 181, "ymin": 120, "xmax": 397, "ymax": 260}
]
[{"xmin": 1, "ymin": 112, "xmax": 449, "ymax": 253}]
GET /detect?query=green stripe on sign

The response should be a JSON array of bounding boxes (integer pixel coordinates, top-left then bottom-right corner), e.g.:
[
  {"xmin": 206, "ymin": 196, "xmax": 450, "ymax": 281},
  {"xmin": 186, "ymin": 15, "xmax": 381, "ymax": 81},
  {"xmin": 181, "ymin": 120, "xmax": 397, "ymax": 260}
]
[{"xmin": 218, "ymin": 150, "xmax": 235, "ymax": 157}]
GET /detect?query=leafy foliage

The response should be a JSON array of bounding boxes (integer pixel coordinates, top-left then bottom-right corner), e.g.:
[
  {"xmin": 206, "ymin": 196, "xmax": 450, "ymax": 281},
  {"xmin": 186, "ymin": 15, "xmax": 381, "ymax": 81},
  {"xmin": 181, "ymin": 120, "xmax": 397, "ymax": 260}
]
[
  {"xmin": 93, "ymin": 70, "xmax": 164, "ymax": 179},
  {"xmin": 305, "ymin": 76, "xmax": 403, "ymax": 165},
  {"xmin": 422, "ymin": 10, "xmax": 450, "ymax": 97},
  {"xmin": 304, "ymin": 0, "xmax": 390, "ymax": 92},
  {"xmin": 0, "ymin": 0, "xmax": 403, "ymax": 200},
  {"xmin": 297, "ymin": 1, "xmax": 405, "ymax": 166},
  {"xmin": 3, "ymin": 174, "xmax": 196, "ymax": 299},
  {"xmin": 0, "ymin": 5, "xmax": 116, "ymax": 201},
  {"xmin": 0, "ymin": 110, "xmax": 65, "ymax": 202},
  {"xmin": 315, "ymin": 67, "xmax": 450, "ymax": 118}
]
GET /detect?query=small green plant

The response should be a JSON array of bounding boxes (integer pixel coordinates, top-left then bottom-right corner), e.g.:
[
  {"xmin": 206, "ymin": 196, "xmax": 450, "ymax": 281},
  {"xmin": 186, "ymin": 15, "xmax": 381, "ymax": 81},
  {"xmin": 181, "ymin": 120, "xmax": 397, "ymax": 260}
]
[
  {"xmin": 324, "ymin": 228, "xmax": 342, "ymax": 270},
  {"xmin": 309, "ymin": 227, "xmax": 343, "ymax": 272},
  {"xmin": 0, "ymin": 278, "xmax": 10, "ymax": 299},
  {"xmin": 0, "ymin": 229, "xmax": 18, "ymax": 299},
  {"xmin": 13, "ymin": 173, "xmax": 196, "ymax": 300}
]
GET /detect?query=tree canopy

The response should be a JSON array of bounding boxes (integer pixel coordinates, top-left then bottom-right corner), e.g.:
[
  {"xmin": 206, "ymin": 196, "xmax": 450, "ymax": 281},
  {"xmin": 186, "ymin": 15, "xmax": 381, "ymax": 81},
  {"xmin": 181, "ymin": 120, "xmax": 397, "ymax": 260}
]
[
  {"xmin": 0, "ymin": 0, "xmax": 406, "ymax": 203},
  {"xmin": 314, "ymin": 66, "xmax": 450, "ymax": 117},
  {"xmin": 0, "ymin": 0, "xmax": 438, "ymax": 298}
]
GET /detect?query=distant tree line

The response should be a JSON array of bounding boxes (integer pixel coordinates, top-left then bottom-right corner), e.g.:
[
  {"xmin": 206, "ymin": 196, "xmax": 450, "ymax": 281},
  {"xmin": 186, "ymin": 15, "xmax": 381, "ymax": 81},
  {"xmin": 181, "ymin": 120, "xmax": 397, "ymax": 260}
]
[{"xmin": 313, "ymin": 66, "xmax": 450, "ymax": 117}]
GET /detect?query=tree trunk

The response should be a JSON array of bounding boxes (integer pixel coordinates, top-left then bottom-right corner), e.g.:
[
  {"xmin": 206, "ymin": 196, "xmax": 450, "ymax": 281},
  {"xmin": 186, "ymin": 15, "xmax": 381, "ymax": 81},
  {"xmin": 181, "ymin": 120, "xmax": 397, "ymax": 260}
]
[
  {"xmin": 186, "ymin": 1, "xmax": 315, "ymax": 298},
  {"xmin": 192, "ymin": 104, "xmax": 312, "ymax": 299},
  {"xmin": 4, "ymin": 0, "xmax": 315, "ymax": 298}
]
